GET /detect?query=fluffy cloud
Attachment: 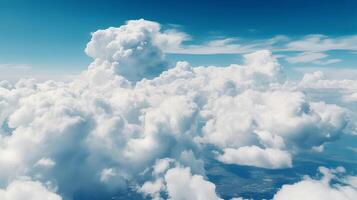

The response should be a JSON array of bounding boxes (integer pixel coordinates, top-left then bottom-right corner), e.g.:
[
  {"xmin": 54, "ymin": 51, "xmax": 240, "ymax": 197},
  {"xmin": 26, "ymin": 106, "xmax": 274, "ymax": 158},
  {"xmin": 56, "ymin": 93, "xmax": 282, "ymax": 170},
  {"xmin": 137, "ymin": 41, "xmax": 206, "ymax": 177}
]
[
  {"xmin": 299, "ymin": 71, "xmax": 357, "ymax": 90},
  {"xmin": 0, "ymin": 19, "xmax": 354, "ymax": 199},
  {"xmin": 217, "ymin": 146, "xmax": 292, "ymax": 169},
  {"xmin": 164, "ymin": 167, "xmax": 222, "ymax": 200},
  {"xmin": 139, "ymin": 160, "xmax": 222, "ymax": 200},
  {"xmin": 85, "ymin": 19, "xmax": 190, "ymax": 81},
  {"xmin": 273, "ymin": 167, "xmax": 357, "ymax": 200},
  {"xmin": 0, "ymin": 179, "xmax": 62, "ymax": 200}
]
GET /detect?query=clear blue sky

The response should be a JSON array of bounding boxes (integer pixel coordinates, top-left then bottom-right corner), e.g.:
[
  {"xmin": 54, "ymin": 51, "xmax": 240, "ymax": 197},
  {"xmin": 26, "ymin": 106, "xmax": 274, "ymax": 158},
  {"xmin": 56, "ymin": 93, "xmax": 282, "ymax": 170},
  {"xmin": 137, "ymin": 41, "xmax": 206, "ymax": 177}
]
[{"xmin": 0, "ymin": 0, "xmax": 356, "ymax": 78}]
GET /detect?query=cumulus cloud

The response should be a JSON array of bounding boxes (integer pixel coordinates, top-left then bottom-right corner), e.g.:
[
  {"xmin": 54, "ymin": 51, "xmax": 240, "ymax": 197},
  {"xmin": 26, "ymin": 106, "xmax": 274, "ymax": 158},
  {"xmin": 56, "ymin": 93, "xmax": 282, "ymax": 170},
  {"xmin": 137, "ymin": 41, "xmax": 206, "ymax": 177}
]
[
  {"xmin": 273, "ymin": 167, "xmax": 357, "ymax": 200},
  {"xmin": 164, "ymin": 167, "xmax": 222, "ymax": 200},
  {"xmin": 139, "ymin": 160, "xmax": 222, "ymax": 200},
  {"xmin": 85, "ymin": 19, "xmax": 178, "ymax": 81},
  {"xmin": 217, "ymin": 146, "xmax": 292, "ymax": 169},
  {"xmin": 0, "ymin": 179, "xmax": 62, "ymax": 200},
  {"xmin": 299, "ymin": 71, "xmax": 357, "ymax": 90},
  {"xmin": 0, "ymin": 19, "xmax": 354, "ymax": 199}
]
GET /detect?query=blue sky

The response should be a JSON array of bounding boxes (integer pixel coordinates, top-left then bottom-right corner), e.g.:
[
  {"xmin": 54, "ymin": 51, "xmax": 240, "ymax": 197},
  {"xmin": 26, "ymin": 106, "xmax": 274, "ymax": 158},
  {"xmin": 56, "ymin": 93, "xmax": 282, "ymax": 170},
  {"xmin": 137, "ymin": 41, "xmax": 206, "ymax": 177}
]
[{"xmin": 0, "ymin": 0, "xmax": 356, "ymax": 80}]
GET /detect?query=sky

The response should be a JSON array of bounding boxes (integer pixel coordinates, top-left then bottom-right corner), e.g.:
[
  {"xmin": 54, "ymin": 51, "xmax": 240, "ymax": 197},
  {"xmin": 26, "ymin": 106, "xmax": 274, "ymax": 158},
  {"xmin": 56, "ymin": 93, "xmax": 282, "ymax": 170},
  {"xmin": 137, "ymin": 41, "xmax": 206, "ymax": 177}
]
[
  {"xmin": 0, "ymin": 0, "xmax": 357, "ymax": 81},
  {"xmin": 0, "ymin": 1, "xmax": 357, "ymax": 200}
]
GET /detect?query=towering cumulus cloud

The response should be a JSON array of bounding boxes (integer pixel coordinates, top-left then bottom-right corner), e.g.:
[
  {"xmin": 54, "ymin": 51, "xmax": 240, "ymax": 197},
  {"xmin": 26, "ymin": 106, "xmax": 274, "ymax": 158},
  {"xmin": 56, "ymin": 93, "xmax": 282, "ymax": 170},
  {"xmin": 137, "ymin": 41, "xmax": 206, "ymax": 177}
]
[
  {"xmin": 85, "ymin": 19, "xmax": 187, "ymax": 82},
  {"xmin": 0, "ymin": 19, "xmax": 354, "ymax": 199}
]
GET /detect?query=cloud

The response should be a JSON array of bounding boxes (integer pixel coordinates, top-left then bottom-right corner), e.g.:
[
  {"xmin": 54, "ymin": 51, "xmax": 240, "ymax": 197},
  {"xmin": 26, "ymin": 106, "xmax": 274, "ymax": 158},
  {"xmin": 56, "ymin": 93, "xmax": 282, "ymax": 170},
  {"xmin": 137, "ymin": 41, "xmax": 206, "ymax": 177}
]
[
  {"xmin": 0, "ymin": 19, "xmax": 354, "ymax": 199},
  {"xmin": 85, "ymin": 19, "xmax": 179, "ymax": 81},
  {"xmin": 168, "ymin": 38, "xmax": 259, "ymax": 54},
  {"xmin": 139, "ymin": 161, "xmax": 222, "ymax": 200},
  {"xmin": 273, "ymin": 167, "xmax": 357, "ymax": 200},
  {"xmin": 165, "ymin": 33, "xmax": 356, "ymax": 56},
  {"xmin": 284, "ymin": 52, "xmax": 341, "ymax": 65},
  {"xmin": 294, "ymin": 67, "xmax": 357, "ymax": 80},
  {"xmin": 85, "ymin": 21, "xmax": 357, "ymax": 59},
  {"xmin": 217, "ymin": 146, "xmax": 292, "ymax": 169},
  {"xmin": 0, "ymin": 179, "xmax": 62, "ymax": 200},
  {"xmin": 34, "ymin": 158, "xmax": 56, "ymax": 169},
  {"xmin": 285, "ymin": 34, "xmax": 357, "ymax": 52},
  {"xmin": 299, "ymin": 71, "xmax": 357, "ymax": 90},
  {"xmin": 164, "ymin": 166, "xmax": 222, "ymax": 200},
  {"xmin": 286, "ymin": 52, "xmax": 328, "ymax": 64}
]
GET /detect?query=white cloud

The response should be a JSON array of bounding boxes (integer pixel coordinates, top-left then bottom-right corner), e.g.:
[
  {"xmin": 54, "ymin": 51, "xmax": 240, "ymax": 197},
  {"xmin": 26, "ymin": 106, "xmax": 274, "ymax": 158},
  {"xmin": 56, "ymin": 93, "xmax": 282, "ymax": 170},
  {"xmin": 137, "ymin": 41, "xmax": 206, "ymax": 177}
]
[
  {"xmin": 168, "ymin": 38, "xmax": 258, "ymax": 55},
  {"xmin": 165, "ymin": 167, "xmax": 222, "ymax": 200},
  {"xmin": 217, "ymin": 146, "xmax": 292, "ymax": 169},
  {"xmin": 85, "ymin": 19, "xmax": 173, "ymax": 81},
  {"xmin": 34, "ymin": 158, "xmax": 56, "ymax": 169},
  {"xmin": 284, "ymin": 51, "xmax": 342, "ymax": 65},
  {"xmin": 284, "ymin": 52, "xmax": 341, "ymax": 65},
  {"xmin": 84, "ymin": 21, "xmax": 357, "ymax": 60},
  {"xmin": 139, "ymin": 178, "xmax": 165, "ymax": 200},
  {"xmin": 299, "ymin": 70, "xmax": 357, "ymax": 90},
  {"xmin": 286, "ymin": 52, "xmax": 328, "ymax": 64},
  {"xmin": 273, "ymin": 167, "xmax": 357, "ymax": 200},
  {"xmin": 294, "ymin": 67, "xmax": 357, "ymax": 80},
  {"xmin": 163, "ymin": 33, "xmax": 357, "ymax": 55},
  {"xmin": 140, "ymin": 164, "xmax": 222, "ymax": 200},
  {"xmin": 0, "ymin": 179, "xmax": 62, "ymax": 200},
  {"xmin": 285, "ymin": 34, "xmax": 357, "ymax": 52},
  {"xmin": 0, "ymin": 19, "xmax": 354, "ymax": 198},
  {"xmin": 313, "ymin": 58, "xmax": 341, "ymax": 65}
]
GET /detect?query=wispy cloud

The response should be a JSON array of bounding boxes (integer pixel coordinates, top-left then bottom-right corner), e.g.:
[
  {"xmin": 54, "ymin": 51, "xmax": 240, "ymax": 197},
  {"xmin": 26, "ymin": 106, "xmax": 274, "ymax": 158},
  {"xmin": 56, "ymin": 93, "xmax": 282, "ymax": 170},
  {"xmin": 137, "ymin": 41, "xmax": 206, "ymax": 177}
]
[
  {"xmin": 160, "ymin": 27, "xmax": 357, "ymax": 54},
  {"xmin": 284, "ymin": 34, "xmax": 357, "ymax": 52},
  {"xmin": 158, "ymin": 25, "xmax": 357, "ymax": 65},
  {"xmin": 162, "ymin": 35, "xmax": 290, "ymax": 55},
  {"xmin": 285, "ymin": 52, "xmax": 328, "ymax": 64},
  {"xmin": 285, "ymin": 52, "xmax": 341, "ymax": 65}
]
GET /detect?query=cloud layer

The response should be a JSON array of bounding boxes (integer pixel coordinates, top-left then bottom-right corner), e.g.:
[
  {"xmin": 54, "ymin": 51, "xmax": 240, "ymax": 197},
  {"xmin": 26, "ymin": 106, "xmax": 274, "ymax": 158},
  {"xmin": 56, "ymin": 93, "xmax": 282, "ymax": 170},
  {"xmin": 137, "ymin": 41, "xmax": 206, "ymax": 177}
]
[{"xmin": 0, "ymin": 19, "xmax": 356, "ymax": 200}]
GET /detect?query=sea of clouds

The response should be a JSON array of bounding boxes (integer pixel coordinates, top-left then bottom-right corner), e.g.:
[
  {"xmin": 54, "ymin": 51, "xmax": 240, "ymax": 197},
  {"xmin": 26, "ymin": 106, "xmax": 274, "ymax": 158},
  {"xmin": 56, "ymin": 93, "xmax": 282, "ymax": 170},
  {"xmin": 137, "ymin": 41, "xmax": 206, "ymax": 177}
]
[{"xmin": 0, "ymin": 19, "xmax": 356, "ymax": 200}]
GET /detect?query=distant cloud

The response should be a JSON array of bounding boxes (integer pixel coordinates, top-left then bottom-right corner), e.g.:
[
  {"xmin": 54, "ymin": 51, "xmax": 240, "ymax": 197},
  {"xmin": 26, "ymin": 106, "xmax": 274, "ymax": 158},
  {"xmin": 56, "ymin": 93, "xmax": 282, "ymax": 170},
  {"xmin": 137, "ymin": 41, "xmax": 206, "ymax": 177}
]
[
  {"xmin": 285, "ymin": 52, "xmax": 328, "ymax": 64},
  {"xmin": 285, "ymin": 52, "xmax": 341, "ymax": 65},
  {"xmin": 133, "ymin": 23, "xmax": 357, "ymax": 55},
  {"xmin": 273, "ymin": 167, "xmax": 357, "ymax": 200},
  {"xmin": 285, "ymin": 34, "xmax": 357, "ymax": 52},
  {"xmin": 294, "ymin": 67, "xmax": 357, "ymax": 80},
  {"xmin": 131, "ymin": 24, "xmax": 356, "ymax": 65}
]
